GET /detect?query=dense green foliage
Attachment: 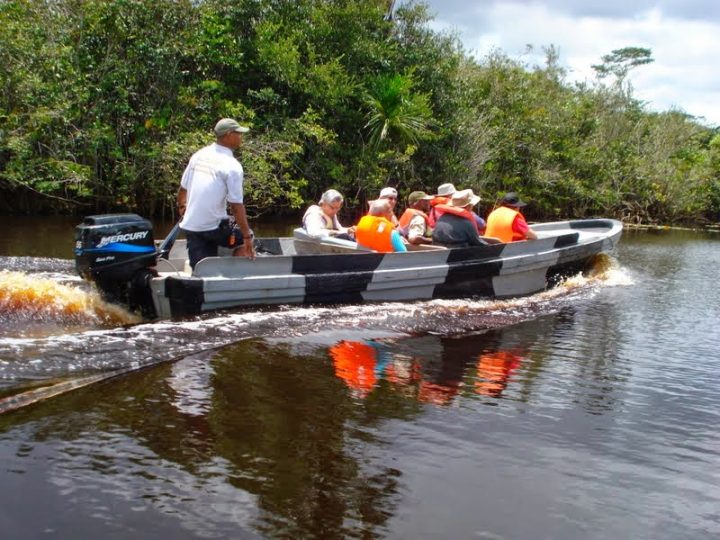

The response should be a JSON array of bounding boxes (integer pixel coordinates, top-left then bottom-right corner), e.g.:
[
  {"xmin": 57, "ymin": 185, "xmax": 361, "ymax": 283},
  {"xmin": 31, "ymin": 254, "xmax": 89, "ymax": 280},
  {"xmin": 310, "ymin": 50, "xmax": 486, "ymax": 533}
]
[{"xmin": 1, "ymin": 0, "xmax": 718, "ymax": 224}]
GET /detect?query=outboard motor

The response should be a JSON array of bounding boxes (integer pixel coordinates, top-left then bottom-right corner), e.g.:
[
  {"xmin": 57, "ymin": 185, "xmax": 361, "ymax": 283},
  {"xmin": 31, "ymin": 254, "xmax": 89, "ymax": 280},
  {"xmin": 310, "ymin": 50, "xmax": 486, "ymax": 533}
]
[{"xmin": 74, "ymin": 214, "xmax": 158, "ymax": 317}]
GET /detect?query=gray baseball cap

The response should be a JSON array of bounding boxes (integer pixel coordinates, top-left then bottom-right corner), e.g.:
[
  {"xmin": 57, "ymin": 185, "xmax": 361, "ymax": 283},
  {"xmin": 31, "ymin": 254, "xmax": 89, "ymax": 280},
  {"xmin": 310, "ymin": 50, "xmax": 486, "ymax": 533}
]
[{"xmin": 214, "ymin": 118, "xmax": 250, "ymax": 136}]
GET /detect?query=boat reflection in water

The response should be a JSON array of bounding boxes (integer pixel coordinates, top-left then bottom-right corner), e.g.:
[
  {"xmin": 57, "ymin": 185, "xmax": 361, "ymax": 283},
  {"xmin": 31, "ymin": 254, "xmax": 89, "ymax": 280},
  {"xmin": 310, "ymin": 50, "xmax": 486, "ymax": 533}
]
[
  {"xmin": 328, "ymin": 326, "xmax": 536, "ymax": 405},
  {"xmin": 143, "ymin": 322, "xmax": 552, "ymax": 537}
]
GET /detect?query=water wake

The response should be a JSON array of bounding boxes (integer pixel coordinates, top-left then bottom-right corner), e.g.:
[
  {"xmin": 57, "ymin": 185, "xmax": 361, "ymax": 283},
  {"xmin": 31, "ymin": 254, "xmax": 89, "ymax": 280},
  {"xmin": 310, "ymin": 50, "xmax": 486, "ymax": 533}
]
[
  {"xmin": 0, "ymin": 254, "xmax": 633, "ymax": 411},
  {"xmin": 0, "ymin": 270, "xmax": 140, "ymax": 331}
]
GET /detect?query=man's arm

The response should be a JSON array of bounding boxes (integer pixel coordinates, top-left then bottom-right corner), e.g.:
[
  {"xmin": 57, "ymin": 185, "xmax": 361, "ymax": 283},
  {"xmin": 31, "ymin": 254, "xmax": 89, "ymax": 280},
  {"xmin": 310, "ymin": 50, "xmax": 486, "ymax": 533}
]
[
  {"xmin": 473, "ymin": 212, "xmax": 486, "ymax": 235},
  {"xmin": 513, "ymin": 215, "xmax": 538, "ymax": 240},
  {"xmin": 331, "ymin": 215, "xmax": 350, "ymax": 235},
  {"xmin": 390, "ymin": 230, "xmax": 408, "ymax": 252},
  {"xmin": 230, "ymin": 202, "xmax": 255, "ymax": 259},
  {"xmin": 407, "ymin": 214, "xmax": 432, "ymax": 245}
]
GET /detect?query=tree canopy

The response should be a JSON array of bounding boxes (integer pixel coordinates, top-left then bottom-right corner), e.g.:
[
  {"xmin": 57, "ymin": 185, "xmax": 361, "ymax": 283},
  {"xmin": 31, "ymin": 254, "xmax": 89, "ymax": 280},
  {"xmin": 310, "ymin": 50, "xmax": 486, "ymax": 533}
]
[{"xmin": 1, "ymin": 0, "xmax": 718, "ymax": 225}]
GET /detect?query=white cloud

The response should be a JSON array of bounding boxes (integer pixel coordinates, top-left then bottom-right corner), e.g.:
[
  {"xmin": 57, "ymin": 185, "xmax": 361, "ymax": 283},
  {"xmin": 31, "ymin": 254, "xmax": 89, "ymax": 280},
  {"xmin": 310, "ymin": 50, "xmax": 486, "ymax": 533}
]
[{"xmin": 418, "ymin": 1, "xmax": 720, "ymax": 126}]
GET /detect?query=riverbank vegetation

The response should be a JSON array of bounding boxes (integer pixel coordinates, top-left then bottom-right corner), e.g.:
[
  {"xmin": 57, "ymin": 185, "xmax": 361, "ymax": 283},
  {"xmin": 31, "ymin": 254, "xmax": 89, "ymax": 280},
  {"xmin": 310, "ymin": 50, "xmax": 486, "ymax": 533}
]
[{"xmin": 1, "ymin": 0, "xmax": 719, "ymax": 224}]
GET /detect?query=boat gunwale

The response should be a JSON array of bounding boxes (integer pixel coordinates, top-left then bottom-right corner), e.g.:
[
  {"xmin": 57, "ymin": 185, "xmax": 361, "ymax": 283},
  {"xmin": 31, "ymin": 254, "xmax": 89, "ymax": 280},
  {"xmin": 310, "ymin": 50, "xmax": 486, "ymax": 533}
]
[{"xmin": 155, "ymin": 218, "xmax": 622, "ymax": 281}]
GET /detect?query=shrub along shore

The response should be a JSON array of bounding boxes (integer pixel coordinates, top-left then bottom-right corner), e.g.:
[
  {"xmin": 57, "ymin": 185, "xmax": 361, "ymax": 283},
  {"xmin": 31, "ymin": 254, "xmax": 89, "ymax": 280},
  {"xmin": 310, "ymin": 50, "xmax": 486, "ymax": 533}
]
[{"xmin": 1, "ymin": 0, "xmax": 719, "ymax": 225}]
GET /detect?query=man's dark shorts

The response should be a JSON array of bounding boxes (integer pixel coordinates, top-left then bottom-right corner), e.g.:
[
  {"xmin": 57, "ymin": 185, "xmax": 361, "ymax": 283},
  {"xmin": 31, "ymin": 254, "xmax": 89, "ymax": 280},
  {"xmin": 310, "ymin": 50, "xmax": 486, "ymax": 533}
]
[{"xmin": 181, "ymin": 219, "xmax": 249, "ymax": 269}]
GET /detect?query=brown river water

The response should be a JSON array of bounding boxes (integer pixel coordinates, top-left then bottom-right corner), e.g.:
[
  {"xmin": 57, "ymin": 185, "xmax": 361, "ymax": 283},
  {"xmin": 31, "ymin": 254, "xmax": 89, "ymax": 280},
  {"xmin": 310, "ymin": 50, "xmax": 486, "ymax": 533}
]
[{"xmin": 0, "ymin": 216, "xmax": 719, "ymax": 539}]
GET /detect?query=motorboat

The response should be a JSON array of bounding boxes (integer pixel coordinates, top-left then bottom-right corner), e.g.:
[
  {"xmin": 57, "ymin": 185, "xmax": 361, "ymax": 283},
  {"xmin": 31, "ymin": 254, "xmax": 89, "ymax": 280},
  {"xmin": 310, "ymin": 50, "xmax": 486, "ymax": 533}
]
[{"xmin": 74, "ymin": 214, "xmax": 623, "ymax": 319}]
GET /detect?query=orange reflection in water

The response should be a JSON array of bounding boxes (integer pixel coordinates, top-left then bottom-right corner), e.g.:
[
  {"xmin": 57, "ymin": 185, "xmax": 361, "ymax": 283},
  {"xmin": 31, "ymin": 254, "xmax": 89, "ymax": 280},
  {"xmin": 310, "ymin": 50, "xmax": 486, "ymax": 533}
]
[
  {"xmin": 329, "ymin": 338, "xmax": 527, "ymax": 405},
  {"xmin": 329, "ymin": 340, "xmax": 380, "ymax": 398},
  {"xmin": 417, "ymin": 380, "xmax": 462, "ymax": 405},
  {"xmin": 474, "ymin": 350, "xmax": 524, "ymax": 397}
]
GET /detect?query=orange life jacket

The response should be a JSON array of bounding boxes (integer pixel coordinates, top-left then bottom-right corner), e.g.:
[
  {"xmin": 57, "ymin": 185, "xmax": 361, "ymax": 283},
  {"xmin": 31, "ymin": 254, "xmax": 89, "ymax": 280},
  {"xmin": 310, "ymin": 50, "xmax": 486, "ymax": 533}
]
[
  {"xmin": 485, "ymin": 206, "xmax": 525, "ymax": 243},
  {"xmin": 433, "ymin": 204, "xmax": 480, "ymax": 234},
  {"xmin": 398, "ymin": 208, "xmax": 429, "ymax": 237},
  {"xmin": 428, "ymin": 197, "xmax": 451, "ymax": 227},
  {"xmin": 355, "ymin": 215, "xmax": 396, "ymax": 252}
]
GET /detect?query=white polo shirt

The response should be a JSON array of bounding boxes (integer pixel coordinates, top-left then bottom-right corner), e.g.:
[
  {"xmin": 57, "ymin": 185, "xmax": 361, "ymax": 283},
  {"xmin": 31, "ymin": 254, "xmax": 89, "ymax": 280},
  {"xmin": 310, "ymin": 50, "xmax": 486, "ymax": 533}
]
[{"xmin": 179, "ymin": 143, "xmax": 245, "ymax": 232}]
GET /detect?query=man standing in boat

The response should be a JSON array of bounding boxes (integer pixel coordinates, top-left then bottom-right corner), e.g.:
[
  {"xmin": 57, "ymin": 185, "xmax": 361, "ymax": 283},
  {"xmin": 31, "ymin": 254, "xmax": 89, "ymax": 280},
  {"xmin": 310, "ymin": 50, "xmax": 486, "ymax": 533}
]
[
  {"xmin": 177, "ymin": 118, "xmax": 255, "ymax": 269},
  {"xmin": 485, "ymin": 192, "xmax": 538, "ymax": 243}
]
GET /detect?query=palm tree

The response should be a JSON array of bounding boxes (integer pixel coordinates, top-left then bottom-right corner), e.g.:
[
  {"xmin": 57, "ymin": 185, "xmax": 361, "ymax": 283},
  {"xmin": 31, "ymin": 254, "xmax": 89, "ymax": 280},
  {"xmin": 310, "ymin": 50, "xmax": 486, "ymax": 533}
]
[{"xmin": 363, "ymin": 73, "xmax": 434, "ymax": 149}]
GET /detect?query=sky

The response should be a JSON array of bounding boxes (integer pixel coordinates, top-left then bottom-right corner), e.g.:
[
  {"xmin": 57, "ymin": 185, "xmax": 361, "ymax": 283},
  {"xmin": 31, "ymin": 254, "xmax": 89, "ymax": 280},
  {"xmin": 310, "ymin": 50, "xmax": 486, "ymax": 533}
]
[{"xmin": 413, "ymin": 0, "xmax": 720, "ymax": 127}]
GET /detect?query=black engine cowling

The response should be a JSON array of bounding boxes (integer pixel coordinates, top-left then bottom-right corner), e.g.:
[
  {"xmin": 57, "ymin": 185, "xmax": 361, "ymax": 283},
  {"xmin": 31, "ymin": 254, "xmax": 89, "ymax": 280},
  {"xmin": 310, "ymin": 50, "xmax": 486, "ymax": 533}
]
[{"xmin": 74, "ymin": 214, "xmax": 158, "ymax": 317}]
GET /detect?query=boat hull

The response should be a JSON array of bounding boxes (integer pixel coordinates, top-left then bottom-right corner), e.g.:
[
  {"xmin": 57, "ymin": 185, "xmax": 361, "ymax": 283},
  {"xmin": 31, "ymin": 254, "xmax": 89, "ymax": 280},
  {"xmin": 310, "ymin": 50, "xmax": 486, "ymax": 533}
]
[{"xmin": 149, "ymin": 219, "xmax": 622, "ymax": 319}]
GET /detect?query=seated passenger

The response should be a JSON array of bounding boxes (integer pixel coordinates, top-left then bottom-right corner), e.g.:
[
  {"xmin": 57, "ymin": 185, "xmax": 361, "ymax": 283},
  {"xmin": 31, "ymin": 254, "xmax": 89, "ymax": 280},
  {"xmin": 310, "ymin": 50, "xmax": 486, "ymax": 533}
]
[
  {"xmin": 428, "ymin": 183, "xmax": 456, "ymax": 228},
  {"xmin": 378, "ymin": 187, "xmax": 400, "ymax": 227},
  {"xmin": 485, "ymin": 192, "xmax": 538, "ymax": 243},
  {"xmin": 398, "ymin": 191, "xmax": 433, "ymax": 245},
  {"xmin": 303, "ymin": 189, "xmax": 355, "ymax": 240},
  {"xmin": 430, "ymin": 182, "xmax": 486, "ymax": 232},
  {"xmin": 356, "ymin": 199, "xmax": 408, "ymax": 253},
  {"xmin": 432, "ymin": 189, "xmax": 488, "ymax": 248}
]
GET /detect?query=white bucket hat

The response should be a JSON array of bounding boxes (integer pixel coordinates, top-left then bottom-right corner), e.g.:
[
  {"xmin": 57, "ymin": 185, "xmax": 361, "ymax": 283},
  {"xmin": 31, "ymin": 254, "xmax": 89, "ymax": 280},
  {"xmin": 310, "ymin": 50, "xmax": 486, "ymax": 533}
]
[{"xmin": 435, "ymin": 183, "xmax": 456, "ymax": 197}]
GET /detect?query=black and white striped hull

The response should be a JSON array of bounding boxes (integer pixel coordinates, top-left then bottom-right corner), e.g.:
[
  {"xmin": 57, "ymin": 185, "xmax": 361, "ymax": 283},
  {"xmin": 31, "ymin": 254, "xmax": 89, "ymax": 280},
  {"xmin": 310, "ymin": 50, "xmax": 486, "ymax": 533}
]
[{"xmin": 151, "ymin": 219, "xmax": 622, "ymax": 319}]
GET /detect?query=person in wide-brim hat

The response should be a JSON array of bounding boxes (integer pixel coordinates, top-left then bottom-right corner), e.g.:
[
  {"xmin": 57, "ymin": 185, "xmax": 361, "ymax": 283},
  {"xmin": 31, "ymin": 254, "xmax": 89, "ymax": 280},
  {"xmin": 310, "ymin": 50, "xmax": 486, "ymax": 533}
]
[
  {"xmin": 429, "ymin": 183, "xmax": 457, "ymax": 228},
  {"xmin": 431, "ymin": 189, "xmax": 489, "ymax": 249},
  {"xmin": 450, "ymin": 189, "xmax": 481, "ymax": 208},
  {"xmin": 435, "ymin": 183, "xmax": 456, "ymax": 197},
  {"xmin": 500, "ymin": 191, "xmax": 527, "ymax": 208}
]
